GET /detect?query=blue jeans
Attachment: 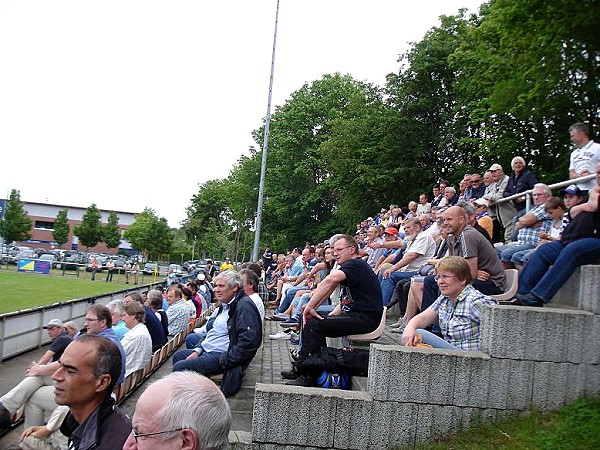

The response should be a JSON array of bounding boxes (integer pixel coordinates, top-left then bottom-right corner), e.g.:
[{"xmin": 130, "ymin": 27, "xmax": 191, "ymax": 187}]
[
  {"xmin": 277, "ymin": 285, "xmax": 307, "ymax": 314},
  {"xmin": 172, "ymin": 349, "xmax": 224, "ymax": 376},
  {"xmin": 379, "ymin": 271, "xmax": 417, "ymax": 306},
  {"xmin": 518, "ymin": 239, "xmax": 600, "ymax": 303},
  {"xmin": 497, "ymin": 242, "xmax": 536, "ymax": 264},
  {"xmin": 185, "ymin": 331, "xmax": 207, "ymax": 349},
  {"xmin": 416, "ymin": 329, "xmax": 459, "ymax": 350}
]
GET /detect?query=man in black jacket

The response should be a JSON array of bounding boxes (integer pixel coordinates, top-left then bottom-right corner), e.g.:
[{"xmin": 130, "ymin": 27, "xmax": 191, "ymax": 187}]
[
  {"xmin": 172, "ymin": 270, "xmax": 262, "ymax": 396},
  {"xmin": 54, "ymin": 335, "xmax": 131, "ymax": 450}
]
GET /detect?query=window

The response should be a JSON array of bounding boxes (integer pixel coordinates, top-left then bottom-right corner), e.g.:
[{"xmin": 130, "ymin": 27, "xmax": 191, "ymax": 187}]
[{"xmin": 34, "ymin": 220, "xmax": 55, "ymax": 230}]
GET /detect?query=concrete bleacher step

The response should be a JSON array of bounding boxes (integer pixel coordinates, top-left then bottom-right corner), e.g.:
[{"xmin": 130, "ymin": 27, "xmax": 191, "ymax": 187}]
[
  {"xmin": 248, "ymin": 286, "xmax": 600, "ymax": 449},
  {"xmin": 552, "ymin": 265, "xmax": 600, "ymax": 313}
]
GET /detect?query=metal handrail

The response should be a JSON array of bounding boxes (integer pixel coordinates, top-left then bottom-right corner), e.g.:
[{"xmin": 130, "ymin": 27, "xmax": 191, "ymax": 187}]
[{"xmin": 491, "ymin": 173, "xmax": 595, "ymax": 210}]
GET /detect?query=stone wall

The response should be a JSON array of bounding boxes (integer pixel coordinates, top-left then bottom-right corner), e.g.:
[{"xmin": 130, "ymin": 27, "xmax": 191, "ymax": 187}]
[{"xmin": 233, "ymin": 265, "xmax": 600, "ymax": 449}]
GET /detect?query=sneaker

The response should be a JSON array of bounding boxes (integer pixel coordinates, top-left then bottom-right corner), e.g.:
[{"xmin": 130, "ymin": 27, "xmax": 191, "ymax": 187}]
[
  {"xmin": 290, "ymin": 333, "xmax": 300, "ymax": 345},
  {"xmin": 390, "ymin": 326, "xmax": 405, "ymax": 334},
  {"xmin": 390, "ymin": 318, "xmax": 406, "ymax": 329},
  {"xmin": 289, "ymin": 348, "xmax": 300, "ymax": 361},
  {"xmin": 512, "ymin": 293, "xmax": 544, "ymax": 307},
  {"xmin": 281, "ymin": 368, "xmax": 300, "ymax": 380},
  {"xmin": 286, "ymin": 374, "xmax": 314, "ymax": 387},
  {"xmin": 280, "ymin": 319, "xmax": 299, "ymax": 328},
  {"xmin": 269, "ymin": 330, "xmax": 291, "ymax": 340}
]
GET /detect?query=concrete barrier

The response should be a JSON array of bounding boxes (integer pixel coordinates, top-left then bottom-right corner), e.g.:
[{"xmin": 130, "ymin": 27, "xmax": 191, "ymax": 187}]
[{"xmin": 244, "ymin": 264, "xmax": 600, "ymax": 449}]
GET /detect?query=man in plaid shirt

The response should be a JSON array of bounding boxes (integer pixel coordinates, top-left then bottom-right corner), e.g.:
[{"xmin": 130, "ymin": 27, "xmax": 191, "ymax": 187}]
[{"xmin": 495, "ymin": 183, "xmax": 553, "ymax": 269}]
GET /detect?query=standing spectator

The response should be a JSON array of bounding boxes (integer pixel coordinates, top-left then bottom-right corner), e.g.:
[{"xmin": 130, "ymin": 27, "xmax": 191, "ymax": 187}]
[
  {"xmin": 220, "ymin": 258, "xmax": 234, "ymax": 272},
  {"xmin": 105, "ymin": 258, "xmax": 115, "ymax": 282},
  {"xmin": 503, "ymin": 156, "xmax": 538, "ymax": 212},
  {"xmin": 131, "ymin": 260, "xmax": 140, "ymax": 285},
  {"xmin": 206, "ymin": 259, "xmax": 218, "ymax": 281},
  {"xmin": 123, "ymin": 260, "xmax": 132, "ymax": 284},
  {"xmin": 569, "ymin": 122, "xmax": 600, "ymax": 192},
  {"xmin": 262, "ymin": 246, "xmax": 273, "ymax": 274},
  {"xmin": 484, "ymin": 163, "xmax": 516, "ymax": 242},
  {"xmin": 90, "ymin": 257, "xmax": 98, "ymax": 281}
]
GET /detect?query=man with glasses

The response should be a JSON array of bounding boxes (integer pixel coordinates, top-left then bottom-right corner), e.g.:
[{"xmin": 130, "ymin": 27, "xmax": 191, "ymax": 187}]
[
  {"xmin": 0, "ymin": 319, "xmax": 72, "ymax": 431},
  {"xmin": 495, "ymin": 183, "xmax": 553, "ymax": 269},
  {"xmin": 287, "ymin": 235, "xmax": 383, "ymax": 386},
  {"xmin": 469, "ymin": 173, "xmax": 486, "ymax": 200},
  {"xmin": 54, "ymin": 335, "xmax": 131, "ymax": 449},
  {"xmin": 123, "ymin": 371, "xmax": 231, "ymax": 450}
]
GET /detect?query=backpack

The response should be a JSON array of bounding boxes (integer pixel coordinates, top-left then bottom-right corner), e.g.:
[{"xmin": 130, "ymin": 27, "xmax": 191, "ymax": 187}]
[{"xmin": 296, "ymin": 346, "xmax": 370, "ymax": 377}]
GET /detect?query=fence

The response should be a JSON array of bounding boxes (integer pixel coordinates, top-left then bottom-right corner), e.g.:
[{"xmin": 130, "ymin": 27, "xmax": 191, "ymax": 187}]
[{"xmin": 0, "ymin": 283, "xmax": 161, "ymax": 361}]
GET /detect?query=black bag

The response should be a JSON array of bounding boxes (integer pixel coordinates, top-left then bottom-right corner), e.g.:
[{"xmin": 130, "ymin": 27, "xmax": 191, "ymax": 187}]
[
  {"xmin": 297, "ymin": 346, "xmax": 370, "ymax": 377},
  {"xmin": 220, "ymin": 365, "xmax": 244, "ymax": 397}
]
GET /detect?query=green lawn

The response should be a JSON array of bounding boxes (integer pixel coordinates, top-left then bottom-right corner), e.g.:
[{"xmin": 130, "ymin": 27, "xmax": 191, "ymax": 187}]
[
  {"xmin": 0, "ymin": 267, "xmax": 161, "ymax": 314},
  {"xmin": 399, "ymin": 397, "xmax": 600, "ymax": 450}
]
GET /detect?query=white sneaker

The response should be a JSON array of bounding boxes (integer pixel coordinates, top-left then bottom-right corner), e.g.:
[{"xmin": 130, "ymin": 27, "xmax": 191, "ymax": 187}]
[
  {"xmin": 390, "ymin": 326, "xmax": 405, "ymax": 334},
  {"xmin": 390, "ymin": 318, "xmax": 406, "ymax": 329},
  {"xmin": 269, "ymin": 330, "xmax": 291, "ymax": 340}
]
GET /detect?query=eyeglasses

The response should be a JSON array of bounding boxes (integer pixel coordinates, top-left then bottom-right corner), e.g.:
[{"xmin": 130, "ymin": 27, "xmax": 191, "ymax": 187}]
[
  {"xmin": 434, "ymin": 274, "xmax": 455, "ymax": 282},
  {"xmin": 131, "ymin": 428, "xmax": 184, "ymax": 442},
  {"xmin": 532, "ymin": 193, "xmax": 549, "ymax": 197},
  {"xmin": 84, "ymin": 317, "xmax": 99, "ymax": 322},
  {"xmin": 471, "ymin": 179, "xmax": 481, "ymax": 183},
  {"xmin": 333, "ymin": 245, "xmax": 353, "ymax": 254}
]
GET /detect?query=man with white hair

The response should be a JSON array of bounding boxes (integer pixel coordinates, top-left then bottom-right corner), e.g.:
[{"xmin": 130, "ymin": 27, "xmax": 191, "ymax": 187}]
[{"xmin": 122, "ymin": 372, "xmax": 231, "ymax": 450}]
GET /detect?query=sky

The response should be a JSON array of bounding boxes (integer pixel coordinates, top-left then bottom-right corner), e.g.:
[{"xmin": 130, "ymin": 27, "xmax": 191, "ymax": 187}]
[{"xmin": 0, "ymin": 0, "xmax": 483, "ymax": 228}]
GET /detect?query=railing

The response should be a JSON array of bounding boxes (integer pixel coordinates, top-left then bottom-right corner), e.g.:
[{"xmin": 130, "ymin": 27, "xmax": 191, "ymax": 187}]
[
  {"xmin": 492, "ymin": 173, "xmax": 595, "ymax": 210},
  {"xmin": 0, "ymin": 284, "xmax": 161, "ymax": 361}
]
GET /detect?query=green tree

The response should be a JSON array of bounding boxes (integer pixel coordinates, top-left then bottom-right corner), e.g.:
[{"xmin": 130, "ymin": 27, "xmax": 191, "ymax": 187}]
[
  {"xmin": 52, "ymin": 209, "xmax": 69, "ymax": 249},
  {"xmin": 73, "ymin": 204, "xmax": 103, "ymax": 251},
  {"xmin": 124, "ymin": 208, "xmax": 173, "ymax": 261},
  {"xmin": 103, "ymin": 211, "xmax": 121, "ymax": 250},
  {"xmin": 1, "ymin": 189, "xmax": 32, "ymax": 243}
]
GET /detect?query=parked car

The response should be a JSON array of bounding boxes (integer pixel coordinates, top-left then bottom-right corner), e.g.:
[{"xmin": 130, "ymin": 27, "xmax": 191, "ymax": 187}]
[
  {"xmin": 38, "ymin": 253, "xmax": 59, "ymax": 269},
  {"xmin": 168, "ymin": 264, "xmax": 185, "ymax": 277},
  {"xmin": 9, "ymin": 249, "xmax": 36, "ymax": 264},
  {"xmin": 143, "ymin": 262, "xmax": 158, "ymax": 275}
]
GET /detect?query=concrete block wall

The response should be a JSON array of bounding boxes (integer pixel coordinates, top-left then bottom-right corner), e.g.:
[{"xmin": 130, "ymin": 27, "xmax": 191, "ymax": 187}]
[{"xmin": 244, "ymin": 265, "xmax": 600, "ymax": 449}]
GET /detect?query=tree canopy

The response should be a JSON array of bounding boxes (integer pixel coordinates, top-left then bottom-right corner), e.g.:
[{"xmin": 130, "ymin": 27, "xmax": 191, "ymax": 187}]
[{"xmin": 182, "ymin": 0, "xmax": 598, "ymax": 255}]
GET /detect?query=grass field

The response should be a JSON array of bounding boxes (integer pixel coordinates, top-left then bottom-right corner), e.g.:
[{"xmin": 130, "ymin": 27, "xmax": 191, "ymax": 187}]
[
  {"xmin": 404, "ymin": 396, "xmax": 600, "ymax": 450},
  {"xmin": 0, "ymin": 267, "xmax": 162, "ymax": 314}
]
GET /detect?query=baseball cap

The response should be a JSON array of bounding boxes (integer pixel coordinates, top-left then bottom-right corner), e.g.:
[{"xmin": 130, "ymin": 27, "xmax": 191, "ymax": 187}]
[
  {"xmin": 43, "ymin": 319, "xmax": 64, "ymax": 329},
  {"xmin": 383, "ymin": 227, "xmax": 399, "ymax": 235},
  {"xmin": 560, "ymin": 184, "xmax": 583, "ymax": 196},
  {"xmin": 198, "ymin": 273, "xmax": 206, "ymax": 281},
  {"xmin": 474, "ymin": 198, "xmax": 490, "ymax": 207},
  {"xmin": 488, "ymin": 163, "xmax": 503, "ymax": 171}
]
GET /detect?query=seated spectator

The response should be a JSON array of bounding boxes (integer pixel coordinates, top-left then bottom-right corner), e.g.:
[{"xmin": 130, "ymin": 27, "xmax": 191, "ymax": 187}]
[
  {"xmin": 121, "ymin": 301, "xmax": 153, "ymax": 376},
  {"xmin": 514, "ymin": 163, "xmax": 600, "ymax": 306},
  {"xmin": 283, "ymin": 235, "xmax": 383, "ymax": 387},
  {"xmin": 240, "ymin": 268, "xmax": 265, "ymax": 320},
  {"xmin": 165, "ymin": 286, "xmax": 191, "ymax": 336},
  {"xmin": 406, "ymin": 201, "xmax": 418, "ymax": 220},
  {"xmin": 63, "ymin": 320, "xmax": 81, "ymax": 338},
  {"xmin": 106, "ymin": 298, "xmax": 129, "ymax": 340},
  {"xmin": 537, "ymin": 197, "xmax": 566, "ymax": 245},
  {"xmin": 147, "ymin": 289, "xmax": 169, "ymax": 338},
  {"xmin": 495, "ymin": 183, "xmax": 553, "ymax": 269},
  {"xmin": 122, "ymin": 372, "xmax": 231, "ymax": 450},
  {"xmin": 196, "ymin": 273, "xmax": 213, "ymax": 309},
  {"xmin": 241, "ymin": 262, "xmax": 270, "ymax": 305},
  {"xmin": 125, "ymin": 291, "xmax": 166, "ymax": 350},
  {"xmin": 416, "ymin": 194, "xmax": 431, "ymax": 216},
  {"xmin": 379, "ymin": 218, "xmax": 436, "ymax": 306},
  {"xmin": 462, "ymin": 202, "xmax": 492, "ymax": 241},
  {"xmin": 0, "ymin": 319, "xmax": 71, "ymax": 431},
  {"xmin": 186, "ymin": 280, "xmax": 203, "ymax": 317},
  {"xmin": 431, "ymin": 185, "xmax": 443, "ymax": 207},
  {"xmin": 374, "ymin": 227, "xmax": 402, "ymax": 274},
  {"xmin": 172, "ymin": 271, "xmax": 262, "ymax": 397},
  {"xmin": 401, "ymin": 256, "xmax": 497, "ymax": 350},
  {"xmin": 444, "ymin": 186, "xmax": 459, "ymax": 206},
  {"xmin": 474, "ymin": 198, "xmax": 494, "ymax": 240},
  {"xmin": 469, "ymin": 173, "xmax": 486, "ymax": 199},
  {"xmin": 181, "ymin": 285, "xmax": 199, "ymax": 319},
  {"xmin": 362, "ymin": 226, "xmax": 386, "ymax": 270}
]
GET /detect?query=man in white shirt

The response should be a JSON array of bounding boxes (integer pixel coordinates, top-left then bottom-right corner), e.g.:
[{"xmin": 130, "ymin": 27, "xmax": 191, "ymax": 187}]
[{"xmin": 569, "ymin": 122, "xmax": 600, "ymax": 192}]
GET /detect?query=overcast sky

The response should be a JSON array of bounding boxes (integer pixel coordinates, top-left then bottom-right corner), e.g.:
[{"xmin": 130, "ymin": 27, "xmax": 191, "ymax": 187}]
[{"xmin": 0, "ymin": 0, "xmax": 483, "ymax": 227}]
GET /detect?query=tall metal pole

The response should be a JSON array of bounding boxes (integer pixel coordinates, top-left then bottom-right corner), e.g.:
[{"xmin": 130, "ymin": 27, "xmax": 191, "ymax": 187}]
[{"xmin": 252, "ymin": 0, "xmax": 280, "ymax": 261}]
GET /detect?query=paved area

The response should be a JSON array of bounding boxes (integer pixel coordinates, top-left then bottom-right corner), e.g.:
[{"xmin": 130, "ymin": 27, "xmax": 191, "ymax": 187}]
[{"xmin": 0, "ymin": 312, "xmax": 402, "ymax": 448}]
